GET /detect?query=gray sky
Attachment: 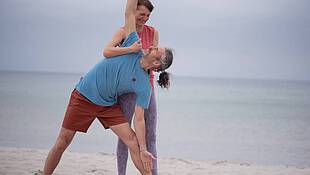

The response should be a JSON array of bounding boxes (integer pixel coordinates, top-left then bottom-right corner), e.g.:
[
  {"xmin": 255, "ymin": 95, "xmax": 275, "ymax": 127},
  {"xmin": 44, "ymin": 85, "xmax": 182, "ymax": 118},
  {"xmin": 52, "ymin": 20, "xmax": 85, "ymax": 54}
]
[{"xmin": 1, "ymin": 0, "xmax": 310, "ymax": 81}]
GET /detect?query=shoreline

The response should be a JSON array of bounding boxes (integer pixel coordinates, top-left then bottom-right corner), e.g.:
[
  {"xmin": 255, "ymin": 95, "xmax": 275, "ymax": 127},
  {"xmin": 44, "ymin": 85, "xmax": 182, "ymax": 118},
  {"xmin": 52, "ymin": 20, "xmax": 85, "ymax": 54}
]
[{"xmin": 1, "ymin": 147, "xmax": 310, "ymax": 175}]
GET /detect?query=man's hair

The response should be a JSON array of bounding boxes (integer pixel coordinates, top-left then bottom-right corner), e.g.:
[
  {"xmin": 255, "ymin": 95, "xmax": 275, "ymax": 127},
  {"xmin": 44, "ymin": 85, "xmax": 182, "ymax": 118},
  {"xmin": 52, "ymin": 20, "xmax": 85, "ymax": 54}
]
[{"xmin": 138, "ymin": 0, "xmax": 154, "ymax": 12}]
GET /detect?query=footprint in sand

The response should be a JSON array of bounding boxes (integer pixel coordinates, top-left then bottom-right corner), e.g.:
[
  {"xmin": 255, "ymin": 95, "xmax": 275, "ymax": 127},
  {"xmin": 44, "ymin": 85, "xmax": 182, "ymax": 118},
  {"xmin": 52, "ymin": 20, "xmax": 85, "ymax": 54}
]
[{"xmin": 32, "ymin": 169, "xmax": 43, "ymax": 175}]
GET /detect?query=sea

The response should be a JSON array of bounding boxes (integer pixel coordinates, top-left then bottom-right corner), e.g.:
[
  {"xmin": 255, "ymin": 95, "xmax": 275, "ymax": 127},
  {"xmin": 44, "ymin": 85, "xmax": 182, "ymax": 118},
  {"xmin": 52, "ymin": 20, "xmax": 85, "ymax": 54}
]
[{"xmin": 0, "ymin": 71, "xmax": 310, "ymax": 166}]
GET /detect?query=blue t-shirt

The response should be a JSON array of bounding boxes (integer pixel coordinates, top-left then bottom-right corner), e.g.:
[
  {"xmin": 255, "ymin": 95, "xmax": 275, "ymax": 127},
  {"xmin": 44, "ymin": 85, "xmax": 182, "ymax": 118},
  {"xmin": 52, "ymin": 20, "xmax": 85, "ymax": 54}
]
[{"xmin": 76, "ymin": 32, "xmax": 151, "ymax": 109}]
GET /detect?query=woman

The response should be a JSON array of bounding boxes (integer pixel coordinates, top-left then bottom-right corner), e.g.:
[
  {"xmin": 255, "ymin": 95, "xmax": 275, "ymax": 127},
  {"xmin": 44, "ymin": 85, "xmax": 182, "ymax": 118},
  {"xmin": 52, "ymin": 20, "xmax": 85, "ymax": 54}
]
[
  {"xmin": 43, "ymin": 0, "xmax": 173, "ymax": 173},
  {"xmin": 103, "ymin": 0, "xmax": 160, "ymax": 174}
]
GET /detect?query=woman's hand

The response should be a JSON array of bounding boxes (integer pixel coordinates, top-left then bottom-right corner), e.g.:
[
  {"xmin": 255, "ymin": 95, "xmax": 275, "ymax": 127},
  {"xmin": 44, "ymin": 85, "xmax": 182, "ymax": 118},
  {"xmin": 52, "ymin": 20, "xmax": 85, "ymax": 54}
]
[
  {"xmin": 140, "ymin": 150, "xmax": 156, "ymax": 172},
  {"xmin": 130, "ymin": 40, "xmax": 142, "ymax": 53}
]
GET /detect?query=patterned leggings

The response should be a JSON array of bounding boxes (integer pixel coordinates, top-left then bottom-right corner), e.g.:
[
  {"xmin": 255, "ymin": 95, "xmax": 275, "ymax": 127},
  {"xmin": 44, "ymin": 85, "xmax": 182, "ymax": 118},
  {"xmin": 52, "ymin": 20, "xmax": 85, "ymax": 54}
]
[{"xmin": 117, "ymin": 91, "xmax": 158, "ymax": 175}]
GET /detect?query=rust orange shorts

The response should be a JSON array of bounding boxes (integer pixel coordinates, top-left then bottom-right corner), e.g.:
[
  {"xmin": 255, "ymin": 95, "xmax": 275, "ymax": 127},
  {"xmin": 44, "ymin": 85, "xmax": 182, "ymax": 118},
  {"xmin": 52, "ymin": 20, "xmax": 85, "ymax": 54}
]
[{"xmin": 62, "ymin": 89, "xmax": 128, "ymax": 132}]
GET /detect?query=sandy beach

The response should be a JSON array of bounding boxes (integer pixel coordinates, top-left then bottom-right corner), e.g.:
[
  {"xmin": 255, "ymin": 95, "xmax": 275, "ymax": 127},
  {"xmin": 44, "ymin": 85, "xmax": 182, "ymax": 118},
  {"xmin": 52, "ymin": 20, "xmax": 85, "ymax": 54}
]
[{"xmin": 0, "ymin": 147, "xmax": 309, "ymax": 175}]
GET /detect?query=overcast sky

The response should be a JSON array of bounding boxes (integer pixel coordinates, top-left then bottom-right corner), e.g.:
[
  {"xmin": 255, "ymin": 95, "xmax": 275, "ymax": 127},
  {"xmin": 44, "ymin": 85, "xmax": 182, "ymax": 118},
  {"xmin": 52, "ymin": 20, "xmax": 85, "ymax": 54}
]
[{"xmin": 0, "ymin": 0, "xmax": 309, "ymax": 81}]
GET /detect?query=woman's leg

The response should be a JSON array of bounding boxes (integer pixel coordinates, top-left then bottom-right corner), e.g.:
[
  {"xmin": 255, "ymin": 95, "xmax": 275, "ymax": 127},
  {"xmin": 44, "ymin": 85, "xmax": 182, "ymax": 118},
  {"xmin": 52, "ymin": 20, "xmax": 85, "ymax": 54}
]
[
  {"xmin": 144, "ymin": 90, "xmax": 158, "ymax": 175},
  {"xmin": 117, "ymin": 93, "xmax": 136, "ymax": 175}
]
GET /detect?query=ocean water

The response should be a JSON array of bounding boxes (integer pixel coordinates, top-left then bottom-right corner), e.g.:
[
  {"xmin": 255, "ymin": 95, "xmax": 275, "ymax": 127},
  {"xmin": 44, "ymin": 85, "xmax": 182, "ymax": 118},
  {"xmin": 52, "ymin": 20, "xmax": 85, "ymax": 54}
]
[{"xmin": 0, "ymin": 71, "xmax": 310, "ymax": 166}]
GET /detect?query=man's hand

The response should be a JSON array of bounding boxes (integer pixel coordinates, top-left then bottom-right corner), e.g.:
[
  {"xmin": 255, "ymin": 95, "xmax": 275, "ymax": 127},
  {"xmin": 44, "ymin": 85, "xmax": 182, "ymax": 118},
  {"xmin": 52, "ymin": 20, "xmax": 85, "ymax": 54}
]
[{"xmin": 140, "ymin": 150, "xmax": 156, "ymax": 172}]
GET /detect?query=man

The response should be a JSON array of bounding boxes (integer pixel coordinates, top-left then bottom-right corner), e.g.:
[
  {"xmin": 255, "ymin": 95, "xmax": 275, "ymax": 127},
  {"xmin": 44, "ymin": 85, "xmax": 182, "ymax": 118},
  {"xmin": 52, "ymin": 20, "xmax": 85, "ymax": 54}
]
[{"xmin": 43, "ymin": 0, "xmax": 173, "ymax": 174}]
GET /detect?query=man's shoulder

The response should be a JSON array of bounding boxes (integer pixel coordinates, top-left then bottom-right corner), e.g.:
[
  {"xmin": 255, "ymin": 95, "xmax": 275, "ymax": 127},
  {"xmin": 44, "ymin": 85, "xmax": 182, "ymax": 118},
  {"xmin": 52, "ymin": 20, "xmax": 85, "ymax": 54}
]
[{"xmin": 121, "ymin": 32, "xmax": 139, "ymax": 47}]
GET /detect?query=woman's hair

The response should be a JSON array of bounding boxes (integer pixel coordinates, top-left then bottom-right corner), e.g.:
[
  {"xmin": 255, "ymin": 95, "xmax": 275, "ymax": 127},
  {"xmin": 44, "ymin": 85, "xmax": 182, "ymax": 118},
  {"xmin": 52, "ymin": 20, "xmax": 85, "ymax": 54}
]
[
  {"xmin": 138, "ymin": 0, "xmax": 154, "ymax": 12},
  {"xmin": 157, "ymin": 48, "xmax": 173, "ymax": 89}
]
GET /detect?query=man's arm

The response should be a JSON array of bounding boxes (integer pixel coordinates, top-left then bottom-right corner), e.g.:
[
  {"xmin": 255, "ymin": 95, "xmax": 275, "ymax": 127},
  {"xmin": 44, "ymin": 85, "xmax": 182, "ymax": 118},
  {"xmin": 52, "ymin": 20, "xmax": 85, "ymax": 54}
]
[
  {"xmin": 133, "ymin": 105, "xmax": 147, "ymax": 152},
  {"xmin": 133, "ymin": 105, "xmax": 155, "ymax": 172},
  {"xmin": 124, "ymin": 0, "xmax": 138, "ymax": 37},
  {"xmin": 103, "ymin": 29, "xmax": 142, "ymax": 58}
]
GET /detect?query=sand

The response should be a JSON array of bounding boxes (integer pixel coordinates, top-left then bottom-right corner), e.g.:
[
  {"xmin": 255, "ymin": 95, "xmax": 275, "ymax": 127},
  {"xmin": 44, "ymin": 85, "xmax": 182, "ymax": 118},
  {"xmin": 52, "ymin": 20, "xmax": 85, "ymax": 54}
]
[{"xmin": 0, "ymin": 147, "xmax": 309, "ymax": 175}]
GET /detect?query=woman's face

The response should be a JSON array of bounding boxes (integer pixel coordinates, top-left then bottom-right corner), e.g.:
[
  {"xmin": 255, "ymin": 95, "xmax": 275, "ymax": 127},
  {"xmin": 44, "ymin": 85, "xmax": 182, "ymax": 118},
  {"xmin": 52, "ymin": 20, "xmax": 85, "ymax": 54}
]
[{"xmin": 135, "ymin": 5, "xmax": 151, "ymax": 26}]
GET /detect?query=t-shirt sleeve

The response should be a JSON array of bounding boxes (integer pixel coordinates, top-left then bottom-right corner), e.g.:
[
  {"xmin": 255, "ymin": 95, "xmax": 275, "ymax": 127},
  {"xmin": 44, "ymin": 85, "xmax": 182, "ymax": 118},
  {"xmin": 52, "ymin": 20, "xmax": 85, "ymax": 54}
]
[
  {"xmin": 121, "ymin": 32, "xmax": 139, "ymax": 47},
  {"xmin": 135, "ymin": 89, "xmax": 151, "ymax": 109}
]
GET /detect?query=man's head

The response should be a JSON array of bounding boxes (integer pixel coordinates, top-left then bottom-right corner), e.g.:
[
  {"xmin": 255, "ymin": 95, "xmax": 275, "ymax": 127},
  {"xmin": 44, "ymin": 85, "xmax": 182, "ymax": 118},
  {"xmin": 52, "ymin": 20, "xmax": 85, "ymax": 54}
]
[
  {"xmin": 136, "ymin": 0, "xmax": 154, "ymax": 26},
  {"xmin": 146, "ymin": 47, "xmax": 173, "ymax": 71},
  {"xmin": 142, "ymin": 46, "xmax": 174, "ymax": 88}
]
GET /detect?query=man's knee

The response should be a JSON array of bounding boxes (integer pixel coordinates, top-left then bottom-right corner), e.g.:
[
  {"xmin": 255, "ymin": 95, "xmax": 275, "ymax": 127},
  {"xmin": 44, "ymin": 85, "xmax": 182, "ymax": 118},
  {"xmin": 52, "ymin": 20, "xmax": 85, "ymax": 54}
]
[{"xmin": 54, "ymin": 134, "xmax": 73, "ymax": 152}]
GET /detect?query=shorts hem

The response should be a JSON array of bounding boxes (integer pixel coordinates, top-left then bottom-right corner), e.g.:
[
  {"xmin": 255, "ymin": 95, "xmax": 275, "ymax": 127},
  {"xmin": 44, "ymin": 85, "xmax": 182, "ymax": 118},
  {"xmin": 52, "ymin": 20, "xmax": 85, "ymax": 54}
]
[
  {"xmin": 104, "ymin": 120, "xmax": 128, "ymax": 129},
  {"xmin": 62, "ymin": 124, "xmax": 88, "ymax": 133}
]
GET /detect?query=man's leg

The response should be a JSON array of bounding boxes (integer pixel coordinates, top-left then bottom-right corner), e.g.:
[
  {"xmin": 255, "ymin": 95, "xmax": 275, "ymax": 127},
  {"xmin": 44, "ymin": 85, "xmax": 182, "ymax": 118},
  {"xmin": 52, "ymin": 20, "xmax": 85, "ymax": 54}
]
[
  {"xmin": 111, "ymin": 123, "xmax": 151, "ymax": 175},
  {"xmin": 43, "ymin": 127, "xmax": 76, "ymax": 175},
  {"xmin": 117, "ymin": 93, "xmax": 136, "ymax": 175}
]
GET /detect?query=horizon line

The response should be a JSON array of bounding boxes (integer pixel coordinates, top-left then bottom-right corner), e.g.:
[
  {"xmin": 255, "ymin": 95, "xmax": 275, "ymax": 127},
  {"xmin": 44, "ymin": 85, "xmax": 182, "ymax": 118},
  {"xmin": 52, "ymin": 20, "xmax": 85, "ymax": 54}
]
[{"xmin": 1, "ymin": 69, "xmax": 309, "ymax": 83}]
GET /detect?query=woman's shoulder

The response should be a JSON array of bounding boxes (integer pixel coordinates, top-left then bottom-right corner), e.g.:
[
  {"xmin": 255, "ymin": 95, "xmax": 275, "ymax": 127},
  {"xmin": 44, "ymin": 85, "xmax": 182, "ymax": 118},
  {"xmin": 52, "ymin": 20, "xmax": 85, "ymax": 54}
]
[
  {"xmin": 117, "ymin": 27, "xmax": 126, "ymax": 39},
  {"xmin": 144, "ymin": 25, "xmax": 156, "ymax": 31},
  {"xmin": 118, "ymin": 27, "xmax": 126, "ymax": 33}
]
